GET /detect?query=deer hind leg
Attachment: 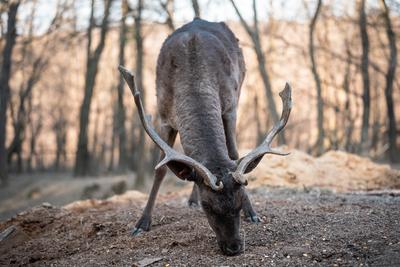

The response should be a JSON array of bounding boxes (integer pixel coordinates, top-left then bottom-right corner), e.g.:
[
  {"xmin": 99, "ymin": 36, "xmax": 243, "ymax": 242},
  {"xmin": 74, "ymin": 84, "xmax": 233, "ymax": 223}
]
[
  {"xmin": 223, "ymin": 112, "xmax": 239, "ymax": 160},
  {"xmin": 242, "ymin": 189, "xmax": 261, "ymax": 223},
  {"xmin": 132, "ymin": 125, "xmax": 177, "ymax": 235}
]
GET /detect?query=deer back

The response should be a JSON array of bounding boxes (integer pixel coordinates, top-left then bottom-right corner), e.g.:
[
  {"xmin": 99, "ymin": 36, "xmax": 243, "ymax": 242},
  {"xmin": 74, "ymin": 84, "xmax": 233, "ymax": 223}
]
[{"xmin": 155, "ymin": 19, "xmax": 245, "ymax": 168}]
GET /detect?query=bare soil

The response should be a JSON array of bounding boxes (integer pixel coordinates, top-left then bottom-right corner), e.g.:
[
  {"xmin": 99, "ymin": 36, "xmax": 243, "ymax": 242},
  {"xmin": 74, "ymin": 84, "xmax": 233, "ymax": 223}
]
[{"xmin": 1, "ymin": 187, "xmax": 399, "ymax": 267}]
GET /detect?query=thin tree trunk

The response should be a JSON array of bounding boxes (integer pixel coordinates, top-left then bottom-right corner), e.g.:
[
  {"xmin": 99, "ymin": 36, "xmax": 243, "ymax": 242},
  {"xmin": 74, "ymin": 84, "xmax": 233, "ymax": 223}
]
[
  {"xmin": 229, "ymin": 0, "xmax": 283, "ymax": 144},
  {"xmin": 380, "ymin": 0, "xmax": 398, "ymax": 162},
  {"xmin": 54, "ymin": 113, "xmax": 67, "ymax": 171},
  {"xmin": 109, "ymin": 123, "xmax": 116, "ymax": 171},
  {"xmin": 7, "ymin": 59, "xmax": 44, "ymax": 169},
  {"xmin": 7, "ymin": 0, "xmax": 64, "ymax": 171},
  {"xmin": 191, "ymin": 0, "xmax": 200, "ymax": 18},
  {"xmin": 133, "ymin": 0, "xmax": 147, "ymax": 188},
  {"xmin": 75, "ymin": 0, "xmax": 113, "ymax": 176},
  {"xmin": 309, "ymin": 0, "xmax": 324, "ymax": 155},
  {"xmin": 28, "ymin": 113, "xmax": 42, "ymax": 172},
  {"xmin": 91, "ymin": 107, "xmax": 101, "ymax": 162},
  {"xmin": 343, "ymin": 43, "xmax": 354, "ymax": 151},
  {"xmin": 253, "ymin": 92, "xmax": 263, "ymax": 145},
  {"xmin": 0, "ymin": 1, "xmax": 20, "ymax": 185},
  {"xmin": 117, "ymin": 0, "xmax": 128, "ymax": 170},
  {"xmin": 160, "ymin": 0, "xmax": 175, "ymax": 31},
  {"xmin": 359, "ymin": 0, "xmax": 371, "ymax": 153}
]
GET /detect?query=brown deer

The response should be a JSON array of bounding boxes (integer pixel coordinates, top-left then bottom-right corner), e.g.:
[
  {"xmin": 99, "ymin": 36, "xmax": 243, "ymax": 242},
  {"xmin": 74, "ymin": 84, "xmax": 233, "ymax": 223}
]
[{"xmin": 119, "ymin": 18, "xmax": 291, "ymax": 256}]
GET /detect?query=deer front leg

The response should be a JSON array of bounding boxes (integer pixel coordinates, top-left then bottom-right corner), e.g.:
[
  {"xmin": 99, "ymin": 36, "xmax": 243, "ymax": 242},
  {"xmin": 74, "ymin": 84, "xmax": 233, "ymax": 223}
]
[
  {"xmin": 132, "ymin": 125, "xmax": 177, "ymax": 235},
  {"xmin": 242, "ymin": 189, "xmax": 261, "ymax": 223},
  {"xmin": 223, "ymin": 112, "xmax": 239, "ymax": 160}
]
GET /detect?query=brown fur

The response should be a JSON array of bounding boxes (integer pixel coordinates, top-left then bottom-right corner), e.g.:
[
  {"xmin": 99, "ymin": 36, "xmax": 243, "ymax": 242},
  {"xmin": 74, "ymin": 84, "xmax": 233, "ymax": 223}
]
[{"xmin": 134, "ymin": 19, "xmax": 258, "ymax": 256}]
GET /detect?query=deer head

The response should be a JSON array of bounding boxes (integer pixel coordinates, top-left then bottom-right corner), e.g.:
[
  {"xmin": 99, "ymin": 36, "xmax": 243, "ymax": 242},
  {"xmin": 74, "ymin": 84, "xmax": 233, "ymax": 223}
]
[{"xmin": 119, "ymin": 66, "xmax": 292, "ymax": 255}]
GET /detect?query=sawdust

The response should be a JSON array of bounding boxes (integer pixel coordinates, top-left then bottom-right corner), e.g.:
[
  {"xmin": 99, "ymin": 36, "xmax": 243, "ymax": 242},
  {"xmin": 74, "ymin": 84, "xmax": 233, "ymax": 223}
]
[{"xmin": 246, "ymin": 149, "xmax": 400, "ymax": 192}]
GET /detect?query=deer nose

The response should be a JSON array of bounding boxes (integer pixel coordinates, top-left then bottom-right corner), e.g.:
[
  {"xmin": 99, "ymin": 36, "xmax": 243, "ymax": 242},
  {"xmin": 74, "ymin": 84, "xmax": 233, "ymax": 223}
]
[{"xmin": 223, "ymin": 242, "xmax": 242, "ymax": 256}]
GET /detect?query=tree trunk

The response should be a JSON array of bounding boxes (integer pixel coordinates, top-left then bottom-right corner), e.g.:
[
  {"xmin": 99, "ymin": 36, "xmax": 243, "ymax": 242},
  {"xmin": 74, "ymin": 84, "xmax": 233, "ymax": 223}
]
[
  {"xmin": 27, "ymin": 113, "xmax": 42, "ymax": 172},
  {"xmin": 54, "ymin": 114, "xmax": 67, "ymax": 171},
  {"xmin": 309, "ymin": 0, "xmax": 325, "ymax": 155},
  {"xmin": 7, "ymin": 62, "xmax": 43, "ymax": 170},
  {"xmin": 381, "ymin": 0, "xmax": 398, "ymax": 162},
  {"xmin": 229, "ymin": 0, "xmax": 284, "ymax": 144},
  {"xmin": 133, "ymin": 0, "xmax": 147, "ymax": 188},
  {"xmin": 253, "ymin": 92, "xmax": 263, "ymax": 145},
  {"xmin": 7, "ymin": 0, "xmax": 62, "ymax": 172},
  {"xmin": 75, "ymin": 0, "xmax": 113, "ymax": 176},
  {"xmin": 109, "ymin": 118, "xmax": 116, "ymax": 172},
  {"xmin": 117, "ymin": 0, "xmax": 128, "ymax": 170},
  {"xmin": 161, "ymin": 0, "xmax": 175, "ymax": 31},
  {"xmin": 358, "ymin": 0, "xmax": 371, "ymax": 153},
  {"xmin": 191, "ymin": 0, "xmax": 200, "ymax": 18},
  {"xmin": 0, "ymin": 1, "xmax": 20, "ymax": 185},
  {"xmin": 91, "ymin": 107, "xmax": 101, "ymax": 162},
  {"xmin": 343, "ymin": 43, "xmax": 354, "ymax": 151}
]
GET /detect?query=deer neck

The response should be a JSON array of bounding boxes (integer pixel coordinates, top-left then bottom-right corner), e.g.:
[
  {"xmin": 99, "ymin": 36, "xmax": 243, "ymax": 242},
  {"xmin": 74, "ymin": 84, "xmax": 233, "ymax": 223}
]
[{"xmin": 174, "ymin": 80, "xmax": 234, "ymax": 171}]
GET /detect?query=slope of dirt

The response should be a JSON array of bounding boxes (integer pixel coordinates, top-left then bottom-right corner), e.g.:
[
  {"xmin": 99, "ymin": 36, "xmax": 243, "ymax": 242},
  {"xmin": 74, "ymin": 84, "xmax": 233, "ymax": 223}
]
[
  {"xmin": 249, "ymin": 149, "xmax": 400, "ymax": 192},
  {"xmin": 1, "ymin": 187, "xmax": 399, "ymax": 266}
]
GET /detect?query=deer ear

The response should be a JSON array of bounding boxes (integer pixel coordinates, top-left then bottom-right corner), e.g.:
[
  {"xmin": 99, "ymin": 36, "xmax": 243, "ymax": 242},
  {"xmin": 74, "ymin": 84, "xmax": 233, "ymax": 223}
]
[
  {"xmin": 240, "ymin": 156, "xmax": 264, "ymax": 174},
  {"xmin": 165, "ymin": 161, "xmax": 199, "ymax": 182}
]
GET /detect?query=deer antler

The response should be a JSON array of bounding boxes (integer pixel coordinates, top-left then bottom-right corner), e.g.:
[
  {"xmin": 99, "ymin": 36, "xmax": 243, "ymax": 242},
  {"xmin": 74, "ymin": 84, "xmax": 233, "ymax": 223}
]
[
  {"xmin": 118, "ymin": 66, "xmax": 223, "ymax": 191},
  {"xmin": 232, "ymin": 83, "xmax": 292, "ymax": 185}
]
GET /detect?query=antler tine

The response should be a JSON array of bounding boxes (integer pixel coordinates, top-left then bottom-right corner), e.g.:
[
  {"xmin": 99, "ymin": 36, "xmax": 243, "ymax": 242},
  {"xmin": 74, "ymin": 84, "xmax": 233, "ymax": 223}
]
[
  {"xmin": 118, "ymin": 66, "xmax": 223, "ymax": 191},
  {"xmin": 232, "ymin": 83, "xmax": 292, "ymax": 185}
]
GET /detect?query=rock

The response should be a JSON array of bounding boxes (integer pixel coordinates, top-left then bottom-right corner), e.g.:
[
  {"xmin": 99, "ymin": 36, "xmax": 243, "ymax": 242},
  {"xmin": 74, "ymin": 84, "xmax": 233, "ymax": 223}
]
[
  {"xmin": 42, "ymin": 202, "xmax": 53, "ymax": 208},
  {"xmin": 133, "ymin": 257, "xmax": 163, "ymax": 267},
  {"xmin": 0, "ymin": 225, "xmax": 16, "ymax": 242}
]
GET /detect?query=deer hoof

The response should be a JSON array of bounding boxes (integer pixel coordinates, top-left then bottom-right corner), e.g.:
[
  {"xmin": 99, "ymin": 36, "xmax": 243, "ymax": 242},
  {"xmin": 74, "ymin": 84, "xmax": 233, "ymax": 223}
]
[
  {"xmin": 131, "ymin": 217, "xmax": 151, "ymax": 235},
  {"xmin": 131, "ymin": 227, "xmax": 144, "ymax": 236},
  {"xmin": 245, "ymin": 215, "xmax": 261, "ymax": 223}
]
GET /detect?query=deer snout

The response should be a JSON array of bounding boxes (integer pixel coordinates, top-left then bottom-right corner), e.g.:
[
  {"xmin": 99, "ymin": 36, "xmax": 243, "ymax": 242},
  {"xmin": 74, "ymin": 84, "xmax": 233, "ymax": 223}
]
[{"xmin": 219, "ymin": 239, "xmax": 243, "ymax": 256}]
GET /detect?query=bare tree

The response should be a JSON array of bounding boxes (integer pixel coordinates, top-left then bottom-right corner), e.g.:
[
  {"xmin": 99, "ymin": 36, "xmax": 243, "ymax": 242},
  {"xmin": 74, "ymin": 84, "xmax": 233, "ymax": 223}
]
[
  {"xmin": 229, "ymin": 0, "xmax": 284, "ymax": 144},
  {"xmin": 53, "ymin": 108, "xmax": 67, "ymax": 170},
  {"xmin": 130, "ymin": 0, "xmax": 148, "ymax": 187},
  {"xmin": 308, "ymin": 0, "xmax": 325, "ymax": 155},
  {"xmin": 342, "ymin": 41, "xmax": 356, "ymax": 151},
  {"xmin": 191, "ymin": 0, "xmax": 200, "ymax": 18},
  {"xmin": 74, "ymin": 0, "xmax": 113, "ymax": 176},
  {"xmin": 26, "ymin": 98, "xmax": 42, "ymax": 172},
  {"xmin": 0, "ymin": 0, "xmax": 20, "ymax": 185},
  {"xmin": 380, "ymin": 0, "xmax": 398, "ymax": 162},
  {"xmin": 7, "ymin": 0, "xmax": 67, "ymax": 172},
  {"xmin": 358, "ymin": 0, "xmax": 371, "ymax": 153},
  {"xmin": 160, "ymin": 0, "xmax": 175, "ymax": 31},
  {"xmin": 116, "ymin": 0, "xmax": 129, "ymax": 170},
  {"xmin": 253, "ymin": 91, "xmax": 264, "ymax": 145}
]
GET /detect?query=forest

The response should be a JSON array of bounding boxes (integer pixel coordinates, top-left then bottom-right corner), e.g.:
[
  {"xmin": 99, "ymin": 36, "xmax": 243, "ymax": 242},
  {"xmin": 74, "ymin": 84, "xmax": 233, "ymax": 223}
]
[{"xmin": 0, "ymin": 0, "xmax": 398, "ymax": 186}]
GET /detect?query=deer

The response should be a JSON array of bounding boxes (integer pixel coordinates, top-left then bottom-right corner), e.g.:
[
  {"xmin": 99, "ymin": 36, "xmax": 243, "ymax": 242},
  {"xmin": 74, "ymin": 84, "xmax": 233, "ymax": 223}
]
[{"xmin": 118, "ymin": 18, "xmax": 291, "ymax": 256}]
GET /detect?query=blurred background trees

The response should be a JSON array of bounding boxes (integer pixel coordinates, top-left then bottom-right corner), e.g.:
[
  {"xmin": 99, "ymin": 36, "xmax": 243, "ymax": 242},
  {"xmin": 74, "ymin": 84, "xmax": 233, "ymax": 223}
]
[{"xmin": 0, "ymin": 0, "xmax": 399, "ymax": 187}]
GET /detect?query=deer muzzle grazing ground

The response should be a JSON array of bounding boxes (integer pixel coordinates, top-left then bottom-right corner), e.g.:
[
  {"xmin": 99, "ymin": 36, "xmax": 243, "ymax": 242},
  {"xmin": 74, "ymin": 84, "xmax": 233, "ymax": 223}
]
[{"xmin": 119, "ymin": 18, "xmax": 292, "ymax": 256}]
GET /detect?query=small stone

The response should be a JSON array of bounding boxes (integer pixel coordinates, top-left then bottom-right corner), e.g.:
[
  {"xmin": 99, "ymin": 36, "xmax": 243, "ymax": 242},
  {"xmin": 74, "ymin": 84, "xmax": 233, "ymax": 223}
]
[{"xmin": 42, "ymin": 202, "xmax": 53, "ymax": 208}]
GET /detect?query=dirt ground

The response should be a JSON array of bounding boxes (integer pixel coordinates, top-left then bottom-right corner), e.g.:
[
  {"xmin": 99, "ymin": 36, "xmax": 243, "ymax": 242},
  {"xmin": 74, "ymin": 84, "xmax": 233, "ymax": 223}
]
[{"xmin": 1, "ymin": 186, "xmax": 399, "ymax": 267}]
